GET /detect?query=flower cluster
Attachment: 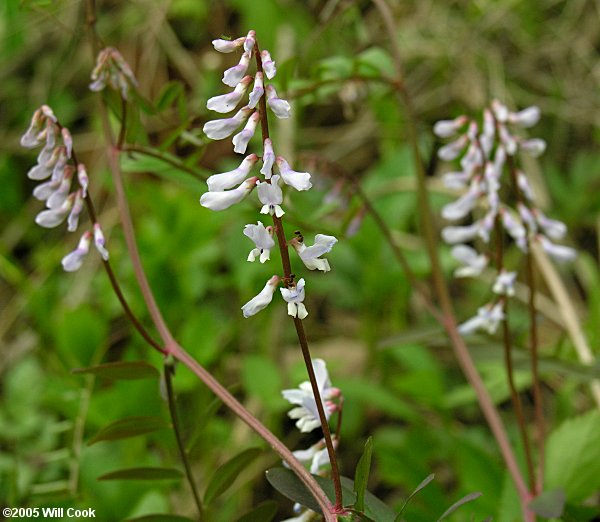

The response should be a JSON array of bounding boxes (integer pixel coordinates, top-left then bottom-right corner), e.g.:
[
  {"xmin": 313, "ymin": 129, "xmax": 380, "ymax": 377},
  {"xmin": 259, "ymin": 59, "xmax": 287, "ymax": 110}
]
[
  {"xmin": 435, "ymin": 100, "xmax": 575, "ymax": 334},
  {"xmin": 89, "ymin": 47, "xmax": 138, "ymax": 99},
  {"xmin": 21, "ymin": 106, "xmax": 108, "ymax": 272},
  {"xmin": 281, "ymin": 359, "xmax": 342, "ymax": 522},
  {"xmin": 199, "ymin": 30, "xmax": 337, "ymax": 319}
]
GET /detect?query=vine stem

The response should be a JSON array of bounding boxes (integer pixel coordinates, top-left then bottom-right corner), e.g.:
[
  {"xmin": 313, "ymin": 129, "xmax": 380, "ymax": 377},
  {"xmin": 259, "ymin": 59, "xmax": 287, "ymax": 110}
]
[
  {"xmin": 370, "ymin": 0, "xmax": 533, "ymax": 518},
  {"xmin": 84, "ymin": 4, "xmax": 335, "ymax": 519},
  {"xmin": 163, "ymin": 360, "xmax": 204, "ymax": 519},
  {"xmin": 253, "ymin": 41, "xmax": 344, "ymax": 513}
]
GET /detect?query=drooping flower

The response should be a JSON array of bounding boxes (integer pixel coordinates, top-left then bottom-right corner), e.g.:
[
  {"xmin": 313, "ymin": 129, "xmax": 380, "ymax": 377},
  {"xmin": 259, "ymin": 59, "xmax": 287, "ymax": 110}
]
[
  {"xmin": 257, "ymin": 175, "xmax": 284, "ymax": 217},
  {"xmin": 280, "ymin": 278, "xmax": 308, "ymax": 319},
  {"xmin": 260, "ymin": 138, "xmax": 275, "ymax": 178},
  {"xmin": 243, "ymin": 221, "xmax": 275, "ymax": 263},
  {"xmin": 212, "ymin": 36, "xmax": 246, "ymax": 53},
  {"xmin": 276, "ymin": 157, "xmax": 312, "ymax": 191},
  {"xmin": 203, "ymin": 107, "xmax": 252, "ymax": 140},
  {"xmin": 243, "ymin": 30, "xmax": 256, "ymax": 53},
  {"xmin": 266, "ymin": 85, "xmax": 291, "ymax": 119},
  {"xmin": 290, "ymin": 233, "xmax": 337, "ymax": 272},
  {"xmin": 232, "ymin": 111, "xmax": 259, "ymax": 154},
  {"xmin": 200, "ymin": 177, "xmax": 258, "ymax": 211},
  {"xmin": 206, "ymin": 154, "xmax": 258, "ymax": 192},
  {"xmin": 260, "ymin": 50, "xmax": 276, "ymax": 79},
  {"xmin": 206, "ymin": 76, "xmax": 252, "ymax": 113},
  {"xmin": 458, "ymin": 302, "xmax": 505, "ymax": 335},
  {"xmin": 451, "ymin": 245, "xmax": 488, "ymax": 278},
  {"xmin": 93, "ymin": 223, "xmax": 109, "ymax": 260},
  {"xmin": 433, "ymin": 115, "xmax": 468, "ymax": 138},
  {"xmin": 281, "ymin": 358, "xmax": 340, "ymax": 433},
  {"xmin": 537, "ymin": 235, "xmax": 576, "ymax": 262},
  {"xmin": 77, "ymin": 164, "xmax": 89, "ymax": 198},
  {"xmin": 67, "ymin": 190, "xmax": 85, "ymax": 232},
  {"xmin": 89, "ymin": 47, "xmax": 138, "ymax": 99},
  {"xmin": 248, "ymin": 72, "xmax": 264, "ymax": 109},
  {"xmin": 241, "ymin": 275, "xmax": 279, "ymax": 318},
  {"xmin": 441, "ymin": 223, "xmax": 480, "ymax": 244},
  {"xmin": 492, "ymin": 270, "xmax": 517, "ymax": 297},
  {"xmin": 288, "ymin": 437, "xmax": 337, "ymax": 475},
  {"xmin": 35, "ymin": 193, "xmax": 75, "ymax": 228},
  {"xmin": 61, "ymin": 231, "xmax": 92, "ymax": 272},
  {"xmin": 508, "ymin": 106, "xmax": 540, "ymax": 128},
  {"xmin": 222, "ymin": 51, "xmax": 251, "ymax": 87}
]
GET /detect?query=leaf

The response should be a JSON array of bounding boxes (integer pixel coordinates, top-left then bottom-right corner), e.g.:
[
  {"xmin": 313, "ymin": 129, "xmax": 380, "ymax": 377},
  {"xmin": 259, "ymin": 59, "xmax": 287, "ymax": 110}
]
[
  {"xmin": 545, "ymin": 411, "xmax": 600, "ymax": 501},
  {"xmin": 354, "ymin": 437, "xmax": 373, "ymax": 512},
  {"xmin": 436, "ymin": 492, "xmax": 482, "ymax": 521},
  {"xmin": 339, "ymin": 477, "xmax": 395, "ymax": 522},
  {"xmin": 155, "ymin": 81, "xmax": 184, "ymax": 112},
  {"xmin": 395, "ymin": 474, "xmax": 435, "ymax": 520},
  {"xmin": 98, "ymin": 467, "xmax": 183, "ymax": 481},
  {"xmin": 72, "ymin": 361, "xmax": 159, "ymax": 381},
  {"xmin": 528, "ymin": 489, "xmax": 566, "ymax": 518},
  {"xmin": 265, "ymin": 467, "xmax": 322, "ymax": 513},
  {"xmin": 87, "ymin": 416, "xmax": 170, "ymax": 445},
  {"xmin": 234, "ymin": 500, "xmax": 278, "ymax": 522},
  {"xmin": 204, "ymin": 448, "xmax": 262, "ymax": 505},
  {"xmin": 125, "ymin": 513, "xmax": 194, "ymax": 522}
]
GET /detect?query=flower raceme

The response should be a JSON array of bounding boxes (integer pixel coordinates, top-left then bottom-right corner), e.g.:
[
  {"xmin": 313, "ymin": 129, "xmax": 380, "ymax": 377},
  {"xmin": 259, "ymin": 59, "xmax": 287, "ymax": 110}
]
[
  {"xmin": 435, "ymin": 100, "xmax": 575, "ymax": 335},
  {"xmin": 21, "ymin": 106, "xmax": 109, "ymax": 272},
  {"xmin": 199, "ymin": 30, "xmax": 338, "ymax": 319}
]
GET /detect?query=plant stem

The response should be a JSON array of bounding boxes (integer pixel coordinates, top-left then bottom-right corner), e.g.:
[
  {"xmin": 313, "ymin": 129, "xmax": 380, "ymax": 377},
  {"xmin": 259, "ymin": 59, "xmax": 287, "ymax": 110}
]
[
  {"xmin": 370, "ymin": 0, "xmax": 533, "ymax": 517},
  {"xmin": 254, "ymin": 41, "xmax": 344, "ymax": 512},
  {"xmin": 164, "ymin": 360, "xmax": 204, "ymax": 520},
  {"xmin": 494, "ymin": 218, "xmax": 536, "ymax": 493}
]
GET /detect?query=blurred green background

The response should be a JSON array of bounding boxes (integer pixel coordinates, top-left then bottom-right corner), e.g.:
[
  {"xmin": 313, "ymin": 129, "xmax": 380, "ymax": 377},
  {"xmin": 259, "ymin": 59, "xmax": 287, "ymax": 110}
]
[{"xmin": 1, "ymin": 0, "xmax": 600, "ymax": 520}]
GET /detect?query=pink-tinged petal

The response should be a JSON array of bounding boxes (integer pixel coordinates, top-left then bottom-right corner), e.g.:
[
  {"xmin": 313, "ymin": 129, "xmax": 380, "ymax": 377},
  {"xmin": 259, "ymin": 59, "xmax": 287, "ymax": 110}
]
[
  {"xmin": 212, "ymin": 36, "xmax": 245, "ymax": 53},
  {"xmin": 77, "ymin": 164, "xmax": 89, "ymax": 198},
  {"xmin": 260, "ymin": 138, "xmax": 275, "ymax": 178},
  {"xmin": 200, "ymin": 177, "xmax": 258, "ymax": 211},
  {"xmin": 508, "ymin": 106, "xmax": 540, "ymax": 128},
  {"xmin": 438, "ymin": 135, "xmax": 468, "ymax": 161},
  {"xmin": 61, "ymin": 231, "xmax": 92, "ymax": 272},
  {"xmin": 243, "ymin": 30, "xmax": 256, "ymax": 53},
  {"xmin": 275, "ymin": 156, "xmax": 312, "ymax": 191},
  {"xmin": 538, "ymin": 235, "xmax": 576, "ymax": 263},
  {"xmin": 93, "ymin": 223, "xmax": 109, "ymax": 260},
  {"xmin": 206, "ymin": 76, "xmax": 252, "ymax": 113},
  {"xmin": 67, "ymin": 190, "xmax": 85, "ymax": 232},
  {"xmin": 266, "ymin": 85, "xmax": 290, "ymax": 119},
  {"xmin": 248, "ymin": 72, "xmax": 264, "ymax": 109},
  {"xmin": 433, "ymin": 115, "xmax": 468, "ymax": 138},
  {"xmin": 222, "ymin": 51, "xmax": 251, "ymax": 87},
  {"xmin": 202, "ymin": 107, "xmax": 252, "ymax": 140},
  {"xmin": 206, "ymin": 154, "xmax": 258, "ymax": 192},
  {"xmin": 232, "ymin": 111, "xmax": 259, "ymax": 154},
  {"xmin": 260, "ymin": 50, "xmax": 277, "ymax": 79}
]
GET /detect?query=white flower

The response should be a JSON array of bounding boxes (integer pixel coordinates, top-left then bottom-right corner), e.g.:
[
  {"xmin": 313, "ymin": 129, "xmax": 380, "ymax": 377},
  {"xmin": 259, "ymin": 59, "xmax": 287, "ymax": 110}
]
[
  {"xmin": 481, "ymin": 108, "xmax": 495, "ymax": 155},
  {"xmin": 35, "ymin": 193, "xmax": 75, "ymax": 228},
  {"xmin": 206, "ymin": 154, "xmax": 258, "ymax": 191},
  {"xmin": 442, "ymin": 171, "xmax": 471, "ymax": 190},
  {"xmin": 46, "ymin": 167, "xmax": 74, "ymax": 210},
  {"xmin": 260, "ymin": 50, "xmax": 276, "ymax": 79},
  {"xmin": 508, "ymin": 106, "xmax": 540, "ymax": 128},
  {"xmin": 491, "ymin": 99, "xmax": 509, "ymax": 123},
  {"xmin": 257, "ymin": 175, "xmax": 284, "ymax": 217},
  {"xmin": 260, "ymin": 138, "xmax": 275, "ymax": 178},
  {"xmin": 451, "ymin": 245, "xmax": 488, "ymax": 278},
  {"xmin": 281, "ymin": 359, "xmax": 339, "ymax": 433},
  {"xmin": 280, "ymin": 278, "xmax": 308, "ymax": 319},
  {"xmin": 206, "ymin": 76, "xmax": 252, "ymax": 113},
  {"xmin": 202, "ymin": 107, "xmax": 252, "ymax": 140},
  {"xmin": 517, "ymin": 203, "xmax": 537, "ymax": 232},
  {"xmin": 232, "ymin": 111, "xmax": 259, "ymax": 154},
  {"xmin": 441, "ymin": 223, "xmax": 480, "ymax": 244},
  {"xmin": 516, "ymin": 170, "xmax": 535, "ymax": 201},
  {"xmin": 433, "ymin": 115, "xmax": 468, "ymax": 138},
  {"xmin": 21, "ymin": 108, "xmax": 45, "ymax": 148},
  {"xmin": 67, "ymin": 190, "xmax": 85, "ymax": 232},
  {"xmin": 248, "ymin": 72, "xmax": 264, "ymax": 109},
  {"xmin": 27, "ymin": 146, "xmax": 61, "ymax": 181},
  {"xmin": 289, "ymin": 438, "xmax": 337, "ymax": 475},
  {"xmin": 290, "ymin": 234, "xmax": 337, "ymax": 272},
  {"xmin": 441, "ymin": 181, "xmax": 480, "ymax": 221},
  {"xmin": 222, "ymin": 51, "xmax": 251, "ymax": 87},
  {"xmin": 243, "ymin": 30, "xmax": 256, "ymax": 53},
  {"xmin": 93, "ymin": 223, "xmax": 109, "ymax": 260},
  {"xmin": 266, "ymin": 85, "xmax": 291, "ymax": 119},
  {"xmin": 493, "ymin": 270, "xmax": 517, "ymax": 296},
  {"xmin": 212, "ymin": 36, "xmax": 245, "ymax": 53},
  {"xmin": 241, "ymin": 275, "xmax": 279, "ymax": 318},
  {"xmin": 61, "ymin": 127, "xmax": 73, "ymax": 158},
  {"xmin": 438, "ymin": 135, "xmax": 468, "ymax": 161},
  {"xmin": 458, "ymin": 302, "xmax": 505, "ymax": 335},
  {"xmin": 33, "ymin": 177, "xmax": 61, "ymax": 201},
  {"xmin": 535, "ymin": 210, "xmax": 567, "ymax": 240},
  {"xmin": 200, "ymin": 177, "xmax": 258, "ymax": 211},
  {"xmin": 500, "ymin": 208, "xmax": 526, "ymax": 241},
  {"xmin": 460, "ymin": 143, "xmax": 483, "ymax": 174},
  {"xmin": 537, "ymin": 235, "xmax": 576, "ymax": 263},
  {"xmin": 77, "ymin": 164, "xmax": 89, "ymax": 198},
  {"xmin": 520, "ymin": 138, "xmax": 546, "ymax": 158},
  {"xmin": 281, "ymin": 510, "xmax": 317, "ymax": 522},
  {"xmin": 275, "ymin": 156, "xmax": 312, "ymax": 191},
  {"xmin": 61, "ymin": 231, "xmax": 92, "ymax": 272},
  {"xmin": 498, "ymin": 124, "xmax": 517, "ymax": 155},
  {"xmin": 243, "ymin": 221, "xmax": 275, "ymax": 263}
]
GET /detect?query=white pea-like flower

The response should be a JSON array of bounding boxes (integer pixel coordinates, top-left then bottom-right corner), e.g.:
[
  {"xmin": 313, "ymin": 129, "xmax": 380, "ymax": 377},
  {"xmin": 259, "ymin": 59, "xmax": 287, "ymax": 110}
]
[
  {"xmin": 534, "ymin": 209, "xmax": 567, "ymax": 240},
  {"xmin": 33, "ymin": 177, "xmax": 61, "ymax": 202},
  {"xmin": 200, "ymin": 177, "xmax": 258, "ymax": 211},
  {"xmin": 275, "ymin": 156, "xmax": 312, "ymax": 191},
  {"xmin": 500, "ymin": 208, "xmax": 526, "ymax": 241},
  {"xmin": 516, "ymin": 170, "xmax": 535, "ymax": 201},
  {"xmin": 241, "ymin": 275, "xmax": 280, "ymax": 318},
  {"xmin": 281, "ymin": 358, "xmax": 340, "ymax": 433},
  {"xmin": 442, "ymin": 171, "xmax": 471, "ymax": 190},
  {"xmin": 491, "ymin": 99, "xmax": 509, "ymax": 123},
  {"xmin": 438, "ymin": 134, "xmax": 468, "ymax": 161},
  {"xmin": 288, "ymin": 438, "xmax": 337, "ymax": 475},
  {"xmin": 222, "ymin": 51, "xmax": 251, "ymax": 87},
  {"xmin": 35, "ymin": 193, "xmax": 75, "ymax": 228},
  {"xmin": 266, "ymin": 85, "xmax": 291, "ymax": 119},
  {"xmin": 27, "ymin": 146, "xmax": 61, "ymax": 181},
  {"xmin": 441, "ymin": 180, "xmax": 481, "ymax": 221},
  {"xmin": 257, "ymin": 175, "xmax": 284, "ymax": 217},
  {"xmin": 290, "ymin": 234, "xmax": 337, "ymax": 272},
  {"xmin": 451, "ymin": 245, "xmax": 488, "ymax": 278},
  {"xmin": 206, "ymin": 76, "xmax": 252, "ymax": 113},
  {"xmin": 243, "ymin": 221, "xmax": 275, "ymax": 263},
  {"xmin": 243, "ymin": 30, "xmax": 256, "ymax": 53},
  {"xmin": 498, "ymin": 124, "xmax": 518, "ymax": 155},
  {"xmin": 46, "ymin": 167, "xmax": 74, "ymax": 210},
  {"xmin": 519, "ymin": 138, "xmax": 546, "ymax": 158},
  {"xmin": 232, "ymin": 111, "xmax": 259, "ymax": 154},
  {"xmin": 493, "ymin": 270, "xmax": 517, "ymax": 297},
  {"xmin": 77, "ymin": 164, "xmax": 89, "ymax": 198},
  {"xmin": 260, "ymin": 138, "xmax": 275, "ymax": 178},
  {"xmin": 280, "ymin": 278, "xmax": 308, "ymax": 319},
  {"xmin": 67, "ymin": 190, "xmax": 85, "ymax": 232},
  {"xmin": 458, "ymin": 302, "xmax": 505, "ymax": 335},
  {"xmin": 537, "ymin": 235, "xmax": 576, "ymax": 263},
  {"xmin": 206, "ymin": 154, "xmax": 258, "ymax": 192},
  {"xmin": 203, "ymin": 107, "xmax": 252, "ymax": 140},
  {"xmin": 441, "ymin": 223, "xmax": 480, "ymax": 244},
  {"xmin": 61, "ymin": 231, "xmax": 92, "ymax": 272},
  {"xmin": 260, "ymin": 50, "xmax": 276, "ymax": 79},
  {"xmin": 212, "ymin": 36, "xmax": 246, "ymax": 53},
  {"xmin": 508, "ymin": 106, "xmax": 540, "ymax": 128},
  {"xmin": 433, "ymin": 115, "xmax": 468, "ymax": 138},
  {"xmin": 248, "ymin": 72, "xmax": 264, "ymax": 109},
  {"xmin": 21, "ymin": 108, "xmax": 45, "ymax": 148},
  {"xmin": 61, "ymin": 128, "xmax": 73, "ymax": 159},
  {"xmin": 93, "ymin": 223, "xmax": 109, "ymax": 260}
]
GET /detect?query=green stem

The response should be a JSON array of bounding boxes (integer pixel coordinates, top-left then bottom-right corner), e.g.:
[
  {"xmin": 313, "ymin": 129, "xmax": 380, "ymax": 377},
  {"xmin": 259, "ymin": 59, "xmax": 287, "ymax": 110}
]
[{"xmin": 164, "ymin": 360, "xmax": 204, "ymax": 520}]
